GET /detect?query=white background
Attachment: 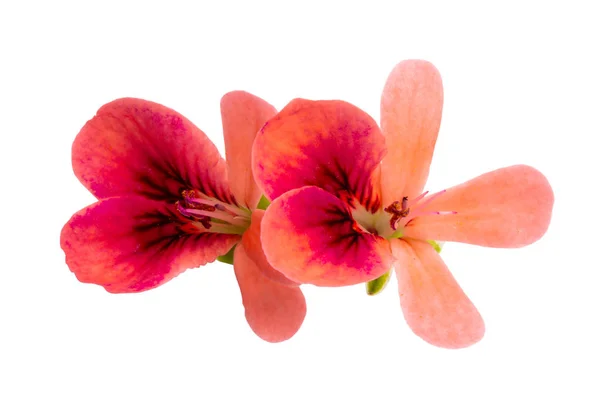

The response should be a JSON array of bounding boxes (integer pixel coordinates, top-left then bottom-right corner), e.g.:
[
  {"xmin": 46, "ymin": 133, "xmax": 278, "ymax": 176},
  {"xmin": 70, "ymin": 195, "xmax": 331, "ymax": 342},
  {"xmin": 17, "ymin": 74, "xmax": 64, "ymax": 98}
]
[{"xmin": 1, "ymin": 1, "xmax": 598, "ymax": 403}]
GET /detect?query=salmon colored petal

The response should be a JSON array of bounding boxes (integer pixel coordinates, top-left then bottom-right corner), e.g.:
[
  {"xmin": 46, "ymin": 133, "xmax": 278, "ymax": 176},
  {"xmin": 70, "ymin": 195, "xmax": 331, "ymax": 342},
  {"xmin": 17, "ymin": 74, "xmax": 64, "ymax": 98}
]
[
  {"xmin": 404, "ymin": 165, "xmax": 554, "ymax": 247},
  {"xmin": 253, "ymin": 99, "xmax": 385, "ymax": 212},
  {"xmin": 392, "ymin": 239, "xmax": 485, "ymax": 349},
  {"xmin": 221, "ymin": 91, "xmax": 277, "ymax": 209},
  {"xmin": 241, "ymin": 209, "xmax": 299, "ymax": 286},
  {"xmin": 233, "ymin": 243, "xmax": 306, "ymax": 343},
  {"xmin": 261, "ymin": 186, "xmax": 393, "ymax": 286},
  {"xmin": 60, "ymin": 196, "xmax": 239, "ymax": 293},
  {"xmin": 380, "ymin": 60, "xmax": 443, "ymax": 204},
  {"xmin": 72, "ymin": 98, "xmax": 234, "ymax": 203}
]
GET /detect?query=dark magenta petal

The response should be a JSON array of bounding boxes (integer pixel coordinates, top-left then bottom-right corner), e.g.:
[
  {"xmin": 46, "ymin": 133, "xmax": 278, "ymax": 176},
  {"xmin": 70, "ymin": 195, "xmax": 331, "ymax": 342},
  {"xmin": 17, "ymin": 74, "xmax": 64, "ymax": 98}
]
[
  {"xmin": 60, "ymin": 196, "xmax": 239, "ymax": 293},
  {"xmin": 72, "ymin": 98, "xmax": 234, "ymax": 203},
  {"xmin": 260, "ymin": 186, "xmax": 393, "ymax": 286},
  {"xmin": 253, "ymin": 99, "xmax": 386, "ymax": 212}
]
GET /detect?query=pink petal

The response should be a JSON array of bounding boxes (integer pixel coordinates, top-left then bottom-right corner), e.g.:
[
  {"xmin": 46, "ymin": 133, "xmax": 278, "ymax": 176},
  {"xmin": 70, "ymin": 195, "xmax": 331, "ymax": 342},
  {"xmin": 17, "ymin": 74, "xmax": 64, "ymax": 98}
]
[
  {"xmin": 260, "ymin": 186, "xmax": 393, "ymax": 286},
  {"xmin": 241, "ymin": 209, "xmax": 299, "ymax": 286},
  {"xmin": 380, "ymin": 60, "xmax": 443, "ymax": 204},
  {"xmin": 253, "ymin": 99, "xmax": 385, "ymax": 212},
  {"xmin": 404, "ymin": 165, "xmax": 554, "ymax": 247},
  {"xmin": 233, "ymin": 243, "xmax": 307, "ymax": 343},
  {"xmin": 221, "ymin": 91, "xmax": 277, "ymax": 209},
  {"xmin": 392, "ymin": 239, "xmax": 485, "ymax": 349},
  {"xmin": 72, "ymin": 98, "xmax": 233, "ymax": 203},
  {"xmin": 60, "ymin": 196, "xmax": 239, "ymax": 293}
]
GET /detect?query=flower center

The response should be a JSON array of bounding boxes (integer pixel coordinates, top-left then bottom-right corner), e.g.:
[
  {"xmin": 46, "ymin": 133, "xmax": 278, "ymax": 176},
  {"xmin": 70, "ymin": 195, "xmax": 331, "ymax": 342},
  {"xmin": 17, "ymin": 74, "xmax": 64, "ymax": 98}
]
[
  {"xmin": 352, "ymin": 189, "xmax": 457, "ymax": 239},
  {"xmin": 383, "ymin": 189, "xmax": 457, "ymax": 238},
  {"xmin": 175, "ymin": 190, "xmax": 251, "ymax": 235}
]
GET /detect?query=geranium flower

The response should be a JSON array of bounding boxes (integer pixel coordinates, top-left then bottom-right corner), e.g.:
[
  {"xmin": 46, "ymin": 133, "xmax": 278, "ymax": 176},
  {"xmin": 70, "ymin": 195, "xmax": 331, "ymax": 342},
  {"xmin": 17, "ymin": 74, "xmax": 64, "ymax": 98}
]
[
  {"xmin": 60, "ymin": 92, "xmax": 306, "ymax": 342},
  {"xmin": 252, "ymin": 60, "xmax": 554, "ymax": 348}
]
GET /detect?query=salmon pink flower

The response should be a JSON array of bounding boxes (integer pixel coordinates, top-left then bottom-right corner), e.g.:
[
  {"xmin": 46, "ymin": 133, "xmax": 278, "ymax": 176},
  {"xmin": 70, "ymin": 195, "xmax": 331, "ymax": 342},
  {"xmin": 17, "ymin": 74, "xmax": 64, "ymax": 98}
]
[
  {"xmin": 252, "ymin": 60, "xmax": 554, "ymax": 348},
  {"xmin": 60, "ymin": 93, "xmax": 306, "ymax": 342}
]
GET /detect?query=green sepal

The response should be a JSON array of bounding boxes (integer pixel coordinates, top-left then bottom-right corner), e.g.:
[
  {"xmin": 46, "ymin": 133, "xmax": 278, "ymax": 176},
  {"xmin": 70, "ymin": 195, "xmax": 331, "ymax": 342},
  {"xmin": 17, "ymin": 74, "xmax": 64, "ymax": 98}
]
[
  {"xmin": 389, "ymin": 228, "xmax": 404, "ymax": 239},
  {"xmin": 256, "ymin": 195, "xmax": 271, "ymax": 210},
  {"xmin": 427, "ymin": 240, "xmax": 444, "ymax": 254},
  {"xmin": 366, "ymin": 269, "xmax": 392, "ymax": 296},
  {"xmin": 216, "ymin": 245, "xmax": 236, "ymax": 265}
]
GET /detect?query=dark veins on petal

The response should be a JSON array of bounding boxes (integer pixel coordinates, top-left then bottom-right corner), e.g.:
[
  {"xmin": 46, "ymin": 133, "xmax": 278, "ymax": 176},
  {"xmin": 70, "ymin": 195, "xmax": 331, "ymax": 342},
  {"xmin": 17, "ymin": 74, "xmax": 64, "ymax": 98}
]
[
  {"xmin": 313, "ymin": 205, "xmax": 375, "ymax": 266},
  {"xmin": 120, "ymin": 111, "xmax": 236, "ymax": 205},
  {"xmin": 125, "ymin": 204, "xmax": 234, "ymax": 272},
  {"xmin": 316, "ymin": 157, "xmax": 380, "ymax": 213}
]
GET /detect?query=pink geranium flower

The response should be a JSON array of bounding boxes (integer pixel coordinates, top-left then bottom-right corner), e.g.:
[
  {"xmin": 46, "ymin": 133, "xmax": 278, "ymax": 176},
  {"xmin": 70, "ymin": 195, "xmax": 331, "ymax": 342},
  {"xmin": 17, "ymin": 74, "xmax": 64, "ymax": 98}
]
[
  {"xmin": 252, "ymin": 60, "xmax": 554, "ymax": 348},
  {"xmin": 60, "ymin": 92, "xmax": 306, "ymax": 342}
]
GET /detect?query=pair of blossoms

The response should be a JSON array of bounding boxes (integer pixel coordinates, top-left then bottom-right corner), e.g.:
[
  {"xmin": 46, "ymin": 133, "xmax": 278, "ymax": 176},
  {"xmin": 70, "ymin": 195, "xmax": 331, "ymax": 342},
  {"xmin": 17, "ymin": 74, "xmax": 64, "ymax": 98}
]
[{"xmin": 61, "ymin": 60, "xmax": 553, "ymax": 348}]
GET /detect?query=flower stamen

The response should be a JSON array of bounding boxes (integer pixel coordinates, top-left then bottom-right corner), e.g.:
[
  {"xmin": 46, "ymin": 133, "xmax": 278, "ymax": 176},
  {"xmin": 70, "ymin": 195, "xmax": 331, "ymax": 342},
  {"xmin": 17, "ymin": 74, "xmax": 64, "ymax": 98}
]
[
  {"xmin": 176, "ymin": 189, "xmax": 250, "ymax": 234},
  {"xmin": 384, "ymin": 189, "xmax": 458, "ymax": 236}
]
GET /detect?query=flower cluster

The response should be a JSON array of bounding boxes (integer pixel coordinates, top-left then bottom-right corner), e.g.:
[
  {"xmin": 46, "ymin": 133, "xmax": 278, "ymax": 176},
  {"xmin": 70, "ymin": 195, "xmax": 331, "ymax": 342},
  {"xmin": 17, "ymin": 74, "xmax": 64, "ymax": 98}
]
[{"xmin": 61, "ymin": 60, "xmax": 553, "ymax": 348}]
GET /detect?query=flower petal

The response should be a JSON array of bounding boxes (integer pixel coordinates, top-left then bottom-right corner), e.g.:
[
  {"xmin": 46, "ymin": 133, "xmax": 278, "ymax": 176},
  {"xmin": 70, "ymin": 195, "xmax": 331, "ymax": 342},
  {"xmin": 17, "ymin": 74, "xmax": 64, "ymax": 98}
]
[
  {"xmin": 380, "ymin": 60, "xmax": 443, "ymax": 204},
  {"xmin": 253, "ymin": 99, "xmax": 385, "ymax": 212},
  {"xmin": 392, "ymin": 239, "xmax": 485, "ymax": 349},
  {"xmin": 241, "ymin": 209, "xmax": 298, "ymax": 286},
  {"xmin": 261, "ymin": 186, "xmax": 393, "ymax": 286},
  {"xmin": 72, "ymin": 98, "xmax": 233, "ymax": 203},
  {"xmin": 60, "ymin": 196, "xmax": 239, "ymax": 293},
  {"xmin": 233, "ymin": 243, "xmax": 306, "ymax": 343},
  {"xmin": 221, "ymin": 91, "xmax": 277, "ymax": 209},
  {"xmin": 404, "ymin": 165, "xmax": 554, "ymax": 247}
]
